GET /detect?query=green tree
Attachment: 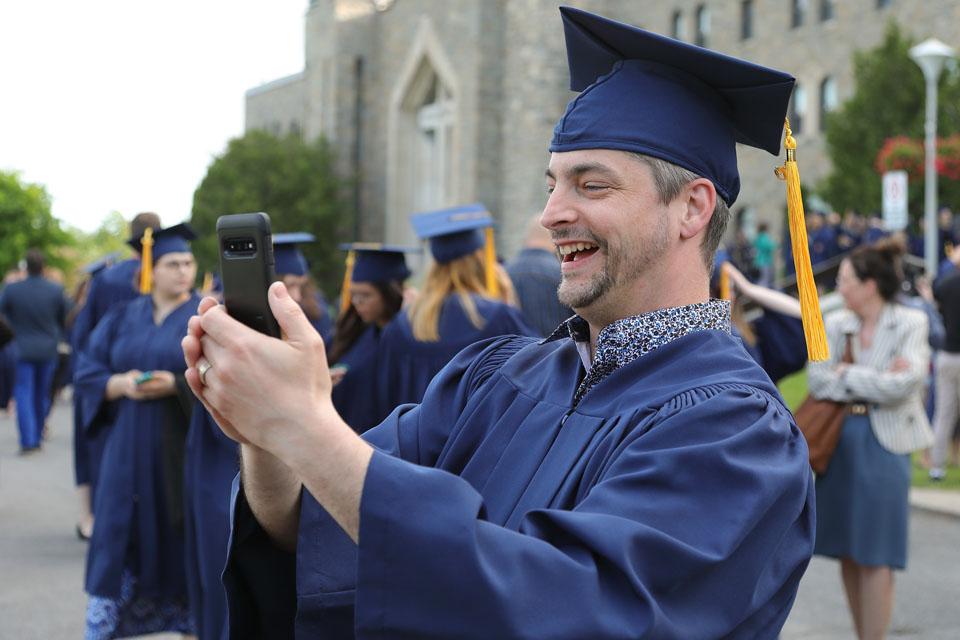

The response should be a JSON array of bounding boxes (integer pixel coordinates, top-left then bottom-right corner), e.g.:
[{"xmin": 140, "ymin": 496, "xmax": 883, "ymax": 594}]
[
  {"xmin": 819, "ymin": 22, "xmax": 960, "ymax": 219},
  {"xmin": 59, "ymin": 211, "xmax": 133, "ymax": 289},
  {"xmin": 191, "ymin": 130, "xmax": 352, "ymax": 296},
  {"xmin": 0, "ymin": 170, "xmax": 72, "ymax": 275}
]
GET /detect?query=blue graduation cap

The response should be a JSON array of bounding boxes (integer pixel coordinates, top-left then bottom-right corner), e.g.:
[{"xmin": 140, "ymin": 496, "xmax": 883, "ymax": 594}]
[
  {"xmin": 136, "ymin": 223, "xmax": 196, "ymax": 293},
  {"xmin": 410, "ymin": 203, "xmax": 493, "ymax": 264},
  {"xmin": 273, "ymin": 232, "xmax": 315, "ymax": 276},
  {"xmin": 135, "ymin": 223, "xmax": 197, "ymax": 262},
  {"xmin": 338, "ymin": 242, "xmax": 417, "ymax": 284},
  {"xmin": 82, "ymin": 251, "xmax": 122, "ymax": 276},
  {"xmin": 549, "ymin": 6, "xmax": 795, "ymax": 206}
]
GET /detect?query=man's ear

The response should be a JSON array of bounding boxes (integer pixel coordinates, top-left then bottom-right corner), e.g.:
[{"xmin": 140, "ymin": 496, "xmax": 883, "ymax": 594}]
[{"xmin": 678, "ymin": 179, "xmax": 717, "ymax": 241}]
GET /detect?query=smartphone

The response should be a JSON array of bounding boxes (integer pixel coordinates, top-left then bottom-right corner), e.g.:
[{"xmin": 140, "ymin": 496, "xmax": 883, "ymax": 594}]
[
  {"xmin": 135, "ymin": 371, "xmax": 154, "ymax": 385},
  {"xmin": 216, "ymin": 212, "xmax": 281, "ymax": 338}
]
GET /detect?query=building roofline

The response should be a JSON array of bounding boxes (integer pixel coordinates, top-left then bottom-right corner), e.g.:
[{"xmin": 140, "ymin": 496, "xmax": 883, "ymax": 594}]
[{"xmin": 245, "ymin": 71, "xmax": 306, "ymax": 98}]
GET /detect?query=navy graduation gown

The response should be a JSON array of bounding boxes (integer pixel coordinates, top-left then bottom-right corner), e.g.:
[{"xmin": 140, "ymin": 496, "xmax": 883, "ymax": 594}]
[
  {"xmin": 75, "ymin": 293, "xmax": 199, "ymax": 599},
  {"xmin": 331, "ymin": 325, "xmax": 388, "ymax": 434},
  {"xmin": 184, "ymin": 407, "xmax": 239, "ymax": 640},
  {"xmin": 71, "ymin": 258, "xmax": 141, "ymax": 490},
  {"xmin": 375, "ymin": 295, "xmax": 534, "ymax": 417},
  {"xmin": 225, "ymin": 329, "xmax": 815, "ymax": 639},
  {"xmin": 737, "ymin": 310, "xmax": 808, "ymax": 384}
]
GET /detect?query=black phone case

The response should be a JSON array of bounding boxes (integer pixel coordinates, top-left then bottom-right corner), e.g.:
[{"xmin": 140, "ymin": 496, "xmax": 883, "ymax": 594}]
[{"xmin": 216, "ymin": 212, "xmax": 281, "ymax": 338}]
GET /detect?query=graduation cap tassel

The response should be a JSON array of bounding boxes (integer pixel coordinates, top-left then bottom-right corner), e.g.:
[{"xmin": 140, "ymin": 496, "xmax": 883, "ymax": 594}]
[
  {"xmin": 719, "ymin": 262, "xmax": 731, "ymax": 301},
  {"xmin": 484, "ymin": 227, "xmax": 500, "ymax": 298},
  {"xmin": 138, "ymin": 227, "xmax": 154, "ymax": 294},
  {"xmin": 340, "ymin": 250, "xmax": 356, "ymax": 315},
  {"xmin": 201, "ymin": 271, "xmax": 213, "ymax": 295},
  {"xmin": 776, "ymin": 118, "xmax": 829, "ymax": 361}
]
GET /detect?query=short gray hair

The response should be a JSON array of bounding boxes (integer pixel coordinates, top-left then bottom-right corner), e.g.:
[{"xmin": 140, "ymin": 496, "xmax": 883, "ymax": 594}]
[{"xmin": 632, "ymin": 153, "xmax": 730, "ymax": 270}]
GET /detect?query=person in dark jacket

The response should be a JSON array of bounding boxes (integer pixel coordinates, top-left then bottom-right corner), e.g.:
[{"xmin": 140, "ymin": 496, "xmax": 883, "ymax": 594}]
[
  {"xmin": 506, "ymin": 215, "xmax": 573, "ymax": 337},
  {"xmin": 0, "ymin": 249, "xmax": 66, "ymax": 453}
]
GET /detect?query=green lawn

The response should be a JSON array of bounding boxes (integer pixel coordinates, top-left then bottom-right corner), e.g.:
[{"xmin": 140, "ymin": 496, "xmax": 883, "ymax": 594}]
[{"xmin": 776, "ymin": 369, "xmax": 960, "ymax": 490}]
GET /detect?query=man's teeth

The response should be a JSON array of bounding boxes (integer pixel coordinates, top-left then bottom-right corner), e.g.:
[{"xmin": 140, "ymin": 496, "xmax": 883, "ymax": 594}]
[{"xmin": 557, "ymin": 242, "xmax": 598, "ymax": 257}]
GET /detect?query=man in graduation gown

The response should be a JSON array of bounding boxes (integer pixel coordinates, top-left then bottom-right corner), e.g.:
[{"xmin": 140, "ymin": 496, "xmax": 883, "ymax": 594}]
[{"xmin": 183, "ymin": 8, "xmax": 815, "ymax": 639}]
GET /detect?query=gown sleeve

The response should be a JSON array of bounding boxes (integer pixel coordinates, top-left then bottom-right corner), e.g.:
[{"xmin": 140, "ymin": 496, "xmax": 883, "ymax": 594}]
[
  {"xmin": 73, "ymin": 303, "xmax": 125, "ymax": 434},
  {"xmin": 350, "ymin": 384, "xmax": 813, "ymax": 639},
  {"xmin": 223, "ymin": 335, "xmax": 532, "ymax": 639}
]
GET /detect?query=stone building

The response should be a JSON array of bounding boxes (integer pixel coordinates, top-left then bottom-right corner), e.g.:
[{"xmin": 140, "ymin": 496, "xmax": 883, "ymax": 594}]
[{"xmin": 245, "ymin": 0, "xmax": 960, "ymax": 257}]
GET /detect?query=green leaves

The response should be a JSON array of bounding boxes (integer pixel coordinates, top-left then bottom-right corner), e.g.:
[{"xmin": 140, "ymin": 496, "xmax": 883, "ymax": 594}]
[
  {"xmin": 0, "ymin": 171, "xmax": 71, "ymax": 275},
  {"xmin": 820, "ymin": 22, "xmax": 960, "ymax": 220},
  {"xmin": 190, "ymin": 130, "xmax": 352, "ymax": 296}
]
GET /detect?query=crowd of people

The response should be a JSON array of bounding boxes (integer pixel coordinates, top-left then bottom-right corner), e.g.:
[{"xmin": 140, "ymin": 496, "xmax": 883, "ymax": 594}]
[{"xmin": 1, "ymin": 7, "xmax": 958, "ymax": 640}]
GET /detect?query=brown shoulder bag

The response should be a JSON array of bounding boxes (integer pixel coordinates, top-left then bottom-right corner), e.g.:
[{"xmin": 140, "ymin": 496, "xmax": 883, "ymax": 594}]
[{"xmin": 793, "ymin": 333, "xmax": 854, "ymax": 475}]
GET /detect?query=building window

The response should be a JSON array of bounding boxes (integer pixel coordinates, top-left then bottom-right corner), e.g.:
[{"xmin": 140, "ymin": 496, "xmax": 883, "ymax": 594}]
[
  {"xmin": 820, "ymin": 0, "xmax": 835, "ymax": 21},
  {"xmin": 671, "ymin": 10, "xmax": 686, "ymax": 41},
  {"xmin": 741, "ymin": 0, "xmax": 754, "ymax": 40},
  {"xmin": 695, "ymin": 5, "xmax": 710, "ymax": 47},
  {"xmin": 820, "ymin": 76, "xmax": 838, "ymax": 131},
  {"xmin": 789, "ymin": 84, "xmax": 807, "ymax": 135},
  {"xmin": 791, "ymin": 0, "xmax": 808, "ymax": 28}
]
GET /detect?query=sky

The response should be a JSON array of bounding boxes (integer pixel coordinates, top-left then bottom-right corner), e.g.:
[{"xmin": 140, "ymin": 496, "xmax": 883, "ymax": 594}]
[{"xmin": 0, "ymin": 0, "xmax": 307, "ymax": 233}]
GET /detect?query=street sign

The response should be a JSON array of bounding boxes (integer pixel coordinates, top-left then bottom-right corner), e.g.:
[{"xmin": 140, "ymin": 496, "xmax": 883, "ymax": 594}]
[{"xmin": 882, "ymin": 170, "xmax": 909, "ymax": 231}]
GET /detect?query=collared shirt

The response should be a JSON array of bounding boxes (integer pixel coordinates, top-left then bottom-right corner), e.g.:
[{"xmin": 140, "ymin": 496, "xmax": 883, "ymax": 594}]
[{"xmin": 543, "ymin": 299, "xmax": 731, "ymax": 404}]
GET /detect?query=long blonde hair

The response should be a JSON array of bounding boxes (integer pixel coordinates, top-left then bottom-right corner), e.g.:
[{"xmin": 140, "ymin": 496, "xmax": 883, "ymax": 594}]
[{"xmin": 408, "ymin": 249, "xmax": 516, "ymax": 342}]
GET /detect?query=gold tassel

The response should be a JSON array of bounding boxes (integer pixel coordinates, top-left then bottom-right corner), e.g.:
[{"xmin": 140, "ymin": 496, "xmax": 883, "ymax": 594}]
[
  {"xmin": 138, "ymin": 227, "xmax": 154, "ymax": 294},
  {"xmin": 340, "ymin": 250, "xmax": 356, "ymax": 315},
  {"xmin": 719, "ymin": 262, "xmax": 731, "ymax": 301},
  {"xmin": 201, "ymin": 271, "xmax": 213, "ymax": 295},
  {"xmin": 484, "ymin": 227, "xmax": 500, "ymax": 298},
  {"xmin": 775, "ymin": 118, "xmax": 829, "ymax": 361}
]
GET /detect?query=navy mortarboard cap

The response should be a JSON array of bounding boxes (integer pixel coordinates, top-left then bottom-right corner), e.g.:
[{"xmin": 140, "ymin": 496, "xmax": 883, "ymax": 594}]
[
  {"xmin": 144, "ymin": 223, "xmax": 196, "ymax": 262},
  {"xmin": 273, "ymin": 232, "xmax": 315, "ymax": 276},
  {"xmin": 549, "ymin": 6, "xmax": 795, "ymax": 206},
  {"xmin": 82, "ymin": 251, "xmax": 122, "ymax": 276},
  {"xmin": 338, "ymin": 243, "xmax": 417, "ymax": 283},
  {"xmin": 410, "ymin": 203, "xmax": 493, "ymax": 263}
]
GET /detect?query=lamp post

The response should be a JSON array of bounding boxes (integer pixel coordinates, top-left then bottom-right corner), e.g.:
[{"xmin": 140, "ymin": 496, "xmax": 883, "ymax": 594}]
[{"xmin": 910, "ymin": 38, "xmax": 956, "ymax": 277}]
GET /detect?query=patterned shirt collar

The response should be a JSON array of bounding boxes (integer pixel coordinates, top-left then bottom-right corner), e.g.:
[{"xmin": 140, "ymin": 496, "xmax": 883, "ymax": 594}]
[{"xmin": 543, "ymin": 300, "xmax": 731, "ymax": 405}]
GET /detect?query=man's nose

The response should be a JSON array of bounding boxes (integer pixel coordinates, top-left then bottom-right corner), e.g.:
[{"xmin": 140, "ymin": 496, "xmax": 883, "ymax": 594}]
[{"xmin": 540, "ymin": 186, "xmax": 578, "ymax": 231}]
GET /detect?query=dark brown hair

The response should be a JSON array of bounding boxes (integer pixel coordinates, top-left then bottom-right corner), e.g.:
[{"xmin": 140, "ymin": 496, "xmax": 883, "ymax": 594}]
[
  {"xmin": 847, "ymin": 238, "xmax": 905, "ymax": 301},
  {"xmin": 328, "ymin": 279, "xmax": 405, "ymax": 364},
  {"xmin": 25, "ymin": 249, "xmax": 44, "ymax": 276}
]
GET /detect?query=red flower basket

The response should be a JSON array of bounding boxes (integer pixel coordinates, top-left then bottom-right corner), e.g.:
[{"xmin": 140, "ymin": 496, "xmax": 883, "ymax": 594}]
[{"xmin": 875, "ymin": 136, "xmax": 925, "ymax": 180}]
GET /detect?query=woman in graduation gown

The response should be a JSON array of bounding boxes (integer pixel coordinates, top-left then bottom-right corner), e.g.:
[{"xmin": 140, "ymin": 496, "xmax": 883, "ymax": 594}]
[
  {"xmin": 375, "ymin": 204, "xmax": 535, "ymax": 416},
  {"xmin": 328, "ymin": 244, "xmax": 412, "ymax": 433},
  {"xmin": 75, "ymin": 224, "xmax": 199, "ymax": 639}
]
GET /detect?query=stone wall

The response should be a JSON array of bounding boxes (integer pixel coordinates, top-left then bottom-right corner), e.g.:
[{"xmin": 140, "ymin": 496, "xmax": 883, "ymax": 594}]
[
  {"xmin": 244, "ymin": 72, "xmax": 306, "ymax": 137},
  {"xmin": 246, "ymin": 0, "xmax": 960, "ymax": 259}
]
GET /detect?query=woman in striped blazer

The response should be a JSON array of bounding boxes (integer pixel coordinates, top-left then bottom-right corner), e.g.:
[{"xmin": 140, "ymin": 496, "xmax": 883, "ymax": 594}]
[{"xmin": 808, "ymin": 239, "xmax": 933, "ymax": 640}]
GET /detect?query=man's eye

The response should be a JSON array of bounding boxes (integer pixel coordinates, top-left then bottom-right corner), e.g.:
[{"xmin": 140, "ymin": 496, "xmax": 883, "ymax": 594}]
[
  {"xmin": 545, "ymin": 185, "xmax": 556, "ymax": 194},
  {"xmin": 583, "ymin": 183, "xmax": 608, "ymax": 191}
]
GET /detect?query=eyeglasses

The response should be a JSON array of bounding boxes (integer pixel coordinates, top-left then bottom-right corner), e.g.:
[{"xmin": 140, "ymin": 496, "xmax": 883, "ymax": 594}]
[
  {"xmin": 156, "ymin": 258, "xmax": 195, "ymax": 271},
  {"xmin": 350, "ymin": 291, "xmax": 376, "ymax": 304}
]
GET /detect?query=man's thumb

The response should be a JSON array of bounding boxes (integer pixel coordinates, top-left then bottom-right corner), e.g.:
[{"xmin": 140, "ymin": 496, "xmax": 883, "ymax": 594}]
[{"xmin": 268, "ymin": 281, "xmax": 311, "ymax": 341}]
